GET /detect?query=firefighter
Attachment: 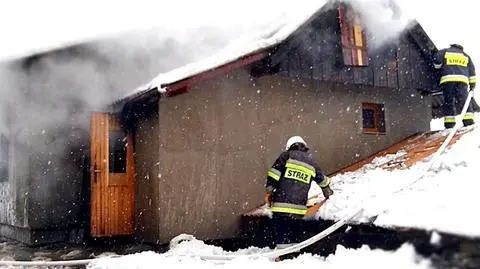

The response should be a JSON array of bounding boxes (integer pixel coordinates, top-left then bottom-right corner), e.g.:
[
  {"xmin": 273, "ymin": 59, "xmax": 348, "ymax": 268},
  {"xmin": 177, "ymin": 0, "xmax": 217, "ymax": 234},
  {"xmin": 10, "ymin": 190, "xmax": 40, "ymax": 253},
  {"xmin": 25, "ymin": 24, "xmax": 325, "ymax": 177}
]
[
  {"xmin": 433, "ymin": 44, "xmax": 476, "ymax": 128},
  {"xmin": 264, "ymin": 136, "xmax": 333, "ymax": 250}
]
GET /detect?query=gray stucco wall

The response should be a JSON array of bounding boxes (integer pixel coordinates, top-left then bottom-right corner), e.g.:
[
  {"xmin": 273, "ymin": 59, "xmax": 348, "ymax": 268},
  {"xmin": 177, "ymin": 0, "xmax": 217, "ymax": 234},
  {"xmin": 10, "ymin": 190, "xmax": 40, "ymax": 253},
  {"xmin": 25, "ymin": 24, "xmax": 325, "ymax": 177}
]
[
  {"xmin": 133, "ymin": 109, "xmax": 160, "ymax": 243},
  {"xmin": 140, "ymin": 67, "xmax": 430, "ymax": 244}
]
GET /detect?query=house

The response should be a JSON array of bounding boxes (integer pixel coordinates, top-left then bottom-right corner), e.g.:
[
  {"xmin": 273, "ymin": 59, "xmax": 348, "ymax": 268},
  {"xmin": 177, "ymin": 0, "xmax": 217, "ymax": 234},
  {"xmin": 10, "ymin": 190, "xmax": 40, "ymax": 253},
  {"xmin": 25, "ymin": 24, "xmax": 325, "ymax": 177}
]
[{"xmin": 0, "ymin": 0, "xmax": 439, "ymax": 246}]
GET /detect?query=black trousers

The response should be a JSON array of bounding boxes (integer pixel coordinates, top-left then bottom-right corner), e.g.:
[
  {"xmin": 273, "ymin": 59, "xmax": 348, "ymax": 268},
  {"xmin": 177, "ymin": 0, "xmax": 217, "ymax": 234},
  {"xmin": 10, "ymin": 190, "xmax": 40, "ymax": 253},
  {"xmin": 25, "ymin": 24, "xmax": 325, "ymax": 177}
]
[
  {"xmin": 441, "ymin": 82, "xmax": 475, "ymax": 128},
  {"xmin": 272, "ymin": 213, "xmax": 304, "ymax": 246}
]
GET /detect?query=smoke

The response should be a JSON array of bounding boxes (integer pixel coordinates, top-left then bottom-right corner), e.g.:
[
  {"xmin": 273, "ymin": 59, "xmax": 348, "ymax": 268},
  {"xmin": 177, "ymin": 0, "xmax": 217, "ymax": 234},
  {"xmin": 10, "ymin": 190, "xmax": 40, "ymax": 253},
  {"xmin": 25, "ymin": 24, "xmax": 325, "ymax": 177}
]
[
  {"xmin": 0, "ymin": 27, "xmax": 250, "ymax": 156},
  {"xmin": 0, "ymin": 0, "xmax": 328, "ymax": 184},
  {"xmin": 0, "ymin": 0, "xmax": 418, "ymax": 166},
  {"xmin": 337, "ymin": 0, "xmax": 416, "ymax": 50}
]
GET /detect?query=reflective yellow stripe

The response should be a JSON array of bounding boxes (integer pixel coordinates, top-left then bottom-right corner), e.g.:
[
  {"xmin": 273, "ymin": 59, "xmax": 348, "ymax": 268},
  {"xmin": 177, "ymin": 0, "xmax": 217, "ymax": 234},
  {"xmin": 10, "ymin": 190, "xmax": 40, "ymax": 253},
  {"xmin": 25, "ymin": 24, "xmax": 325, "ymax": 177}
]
[
  {"xmin": 463, "ymin": 113, "xmax": 475, "ymax": 121},
  {"xmin": 444, "ymin": 52, "xmax": 469, "ymax": 67},
  {"xmin": 440, "ymin": 75, "xmax": 469, "ymax": 84},
  {"xmin": 271, "ymin": 207, "xmax": 307, "ymax": 215},
  {"xmin": 285, "ymin": 162, "xmax": 315, "ymax": 177},
  {"xmin": 318, "ymin": 176, "xmax": 331, "ymax": 188},
  {"xmin": 470, "ymin": 76, "xmax": 477, "ymax": 84},
  {"xmin": 268, "ymin": 170, "xmax": 281, "ymax": 181},
  {"xmin": 272, "ymin": 202, "xmax": 307, "ymax": 210},
  {"xmin": 444, "ymin": 116, "xmax": 456, "ymax": 123}
]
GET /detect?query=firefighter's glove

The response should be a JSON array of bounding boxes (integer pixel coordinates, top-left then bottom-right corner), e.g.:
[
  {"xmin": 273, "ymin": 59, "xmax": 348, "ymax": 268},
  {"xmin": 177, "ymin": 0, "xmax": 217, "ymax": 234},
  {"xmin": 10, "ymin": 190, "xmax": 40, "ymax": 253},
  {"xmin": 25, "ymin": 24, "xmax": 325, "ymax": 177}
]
[
  {"xmin": 321, "ymin": 186, "xmax": 334, "ymax": 199},
  {"xmin": 264, "ymin": 192, "xmax": 272, "ymax": 207}
]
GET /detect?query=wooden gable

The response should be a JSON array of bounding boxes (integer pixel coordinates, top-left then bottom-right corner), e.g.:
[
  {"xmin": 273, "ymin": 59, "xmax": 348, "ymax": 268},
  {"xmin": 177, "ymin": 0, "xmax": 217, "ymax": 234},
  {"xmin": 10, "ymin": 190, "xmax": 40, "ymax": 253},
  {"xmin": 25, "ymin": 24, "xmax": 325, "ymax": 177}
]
[{"xmin": 252, "ymin": 3, "xmax": 437, "ymax": 92}]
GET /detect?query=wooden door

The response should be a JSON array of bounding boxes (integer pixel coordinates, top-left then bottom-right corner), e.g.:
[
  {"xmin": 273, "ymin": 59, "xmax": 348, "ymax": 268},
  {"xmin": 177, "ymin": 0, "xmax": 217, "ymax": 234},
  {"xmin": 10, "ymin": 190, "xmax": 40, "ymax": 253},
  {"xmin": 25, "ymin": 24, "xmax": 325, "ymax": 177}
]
[{"xmin": 90, "ymin": 112, "xmax": 135, "ymax": 237}]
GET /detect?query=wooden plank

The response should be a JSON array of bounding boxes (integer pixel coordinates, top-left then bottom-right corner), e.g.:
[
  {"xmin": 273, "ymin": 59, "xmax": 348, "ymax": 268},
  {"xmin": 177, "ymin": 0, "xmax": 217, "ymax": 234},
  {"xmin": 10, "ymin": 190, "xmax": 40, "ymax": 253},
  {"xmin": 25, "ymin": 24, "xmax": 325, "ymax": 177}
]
[
  {"xmin": 90, "ymin": 112, "xmax": 135, "ymax": 237},
  {"xmin": 101, "ymin": 113, "xmax": 108, "ymax": 235},
  {"xmin": 90, "ymin": 113, "xmax": 96, "ymax": 235},
  {"xmin": 90, "ymin": 112, "xmax": 108, "ymax": 236},
  {"xmin": 126, "ymin": 132, "xmax": 135, "ymax": 233}
]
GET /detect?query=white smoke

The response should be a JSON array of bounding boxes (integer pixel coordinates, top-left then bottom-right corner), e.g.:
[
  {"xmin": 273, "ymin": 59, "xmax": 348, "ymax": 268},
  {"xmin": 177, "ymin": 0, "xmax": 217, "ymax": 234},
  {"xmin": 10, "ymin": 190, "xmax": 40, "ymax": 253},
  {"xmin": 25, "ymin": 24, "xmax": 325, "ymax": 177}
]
[
  {"xmin": 337, "ymin": 0, "xmax": 416, "ymax": 50},
  {"xmin": 0, "ymin": 0, "xmax": 420, "ymax": 160}
]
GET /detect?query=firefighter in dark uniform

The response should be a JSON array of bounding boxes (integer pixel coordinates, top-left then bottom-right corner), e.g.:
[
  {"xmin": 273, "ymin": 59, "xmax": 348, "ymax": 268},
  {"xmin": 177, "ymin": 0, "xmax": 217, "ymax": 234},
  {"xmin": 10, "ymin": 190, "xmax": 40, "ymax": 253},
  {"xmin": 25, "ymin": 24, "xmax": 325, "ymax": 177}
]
[
  {"xmin": 433, "ymin": 44, "xmax": 476, "ymax": 128},
  {"xmin": 264, "ymin": 136, "xmax": 333, "ymax": 250}
]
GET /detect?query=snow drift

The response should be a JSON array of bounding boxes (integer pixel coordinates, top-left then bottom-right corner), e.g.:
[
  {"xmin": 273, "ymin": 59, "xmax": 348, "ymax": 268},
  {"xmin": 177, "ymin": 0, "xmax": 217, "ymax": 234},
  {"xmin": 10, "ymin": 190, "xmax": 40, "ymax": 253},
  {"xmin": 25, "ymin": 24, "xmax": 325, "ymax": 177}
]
[
  {"xmin": 314, "ymin": 116, "xmax": 480, "ymax": 237},
  {"xmin": 87, "ymin": 237, "xmax": 432, "ymax": 269}
]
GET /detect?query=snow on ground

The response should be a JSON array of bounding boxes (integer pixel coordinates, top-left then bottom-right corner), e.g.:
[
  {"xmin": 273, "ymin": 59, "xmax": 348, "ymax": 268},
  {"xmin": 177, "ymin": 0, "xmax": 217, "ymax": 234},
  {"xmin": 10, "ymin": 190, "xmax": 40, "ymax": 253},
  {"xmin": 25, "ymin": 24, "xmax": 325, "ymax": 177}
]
[
  {"xmin": 313, "ymin": 114, "xmax": 480, "ymax": 237},
  {"xmin": 87, "ymin": 238, "xmax": 432, "ymax": 269}
]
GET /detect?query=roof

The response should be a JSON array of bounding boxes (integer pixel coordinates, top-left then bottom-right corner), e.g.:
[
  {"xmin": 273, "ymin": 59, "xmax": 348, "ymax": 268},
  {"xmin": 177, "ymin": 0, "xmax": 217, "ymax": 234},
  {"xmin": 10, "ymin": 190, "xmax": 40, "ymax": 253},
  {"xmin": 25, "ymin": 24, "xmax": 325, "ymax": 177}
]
[
  {"xmin": 331, "ymin": 128, "xmax": 472, "ymax": 175},
  {"xmin": 114, "ymin": 0, "xmax": 438, "ymax": 108},
  {"xmin": 243, "ymin": 127, "xmax": 474, "ymax": 218},
  {"xmin": 112, "ymin": 1, "xmax": 330, "ymax": 107}
]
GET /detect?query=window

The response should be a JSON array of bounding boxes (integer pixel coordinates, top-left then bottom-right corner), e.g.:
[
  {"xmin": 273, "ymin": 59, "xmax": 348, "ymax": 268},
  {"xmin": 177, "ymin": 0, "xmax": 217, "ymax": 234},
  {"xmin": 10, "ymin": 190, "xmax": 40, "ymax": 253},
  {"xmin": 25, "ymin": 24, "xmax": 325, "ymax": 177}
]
[
  {"xmin": 109, "ymin": 131, "xmax": 127, "ymax": 173},
  {"xmin": 0, "ymin": 134, "xmax": 9, "ymax": 182},
  {"xmin": 338, "ymin": 5, "xmax": 369, "ymax": 66},
  {"xmin": 362, "ymin": 103, "xmax": 386, "ymax": 134}
]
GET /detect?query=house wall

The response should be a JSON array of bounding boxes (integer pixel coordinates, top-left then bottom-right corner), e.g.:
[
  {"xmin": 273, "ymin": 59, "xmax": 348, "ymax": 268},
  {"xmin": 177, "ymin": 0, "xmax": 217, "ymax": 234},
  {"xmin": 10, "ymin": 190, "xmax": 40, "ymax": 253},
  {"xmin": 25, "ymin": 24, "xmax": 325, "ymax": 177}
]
[
  {"xmin": 154, "ymin": 70, "xmax": 266, "ymax": 243},
  {"xmin": 0, "ymin": 133, "xmax": 28, "ymax": 228},
  {"xmin": 0, "ymin": 127, "xmax": 44, "ymax": 242},
  {"xmin": 132, "ymin": 105, "xmax": 161, "ymax": 243},
  {"xmin": 0, "ymin": 127, "xmax": 88, "ymax": 244},
  {"xmin": 141, "ymin": 65, "xmax": 430, "ymax": 244},
  {"xmin": 0, "ymin": 100, "xmax": 89, "ymax": 245},
  {"xmin": 27, "ymin": 127, "xmax": 88, "ymax": 231}
]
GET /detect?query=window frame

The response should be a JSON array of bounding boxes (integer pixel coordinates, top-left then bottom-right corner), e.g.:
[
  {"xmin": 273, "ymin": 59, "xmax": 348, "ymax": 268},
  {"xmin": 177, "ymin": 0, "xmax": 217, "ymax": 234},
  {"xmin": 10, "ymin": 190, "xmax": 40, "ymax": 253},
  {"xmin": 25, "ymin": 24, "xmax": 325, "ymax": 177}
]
[
  {"xmin": 361, "ymin": 102, "xmax": 386, "ymax": 134},
  {"xmin": 338, "ymin": 5, "xmax": 369, "ymax": 67}
]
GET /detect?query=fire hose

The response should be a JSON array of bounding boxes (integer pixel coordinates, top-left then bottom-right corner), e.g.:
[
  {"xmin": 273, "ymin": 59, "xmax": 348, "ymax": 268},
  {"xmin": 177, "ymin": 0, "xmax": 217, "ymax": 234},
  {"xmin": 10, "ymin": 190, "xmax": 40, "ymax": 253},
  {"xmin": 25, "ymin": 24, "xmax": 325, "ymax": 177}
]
[{"xmin": 0, "ymin": 91, "xmax": 474, "ymax": 266}]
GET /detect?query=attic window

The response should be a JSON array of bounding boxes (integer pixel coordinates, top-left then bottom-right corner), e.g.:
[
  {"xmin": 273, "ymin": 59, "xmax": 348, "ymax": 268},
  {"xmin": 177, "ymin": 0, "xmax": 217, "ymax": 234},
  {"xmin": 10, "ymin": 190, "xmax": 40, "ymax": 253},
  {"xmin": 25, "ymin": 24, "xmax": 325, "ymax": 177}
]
[
  {"xmin": 362, "ymin": 102, "xmax": 386, "ymax": 134},
  {"xmin": 338, "ymin": 5, "xmax": 369, "ymax": 66},
  {"xmin": 0, "ymin": 134, "xmax": 9, "ymax": 182}
]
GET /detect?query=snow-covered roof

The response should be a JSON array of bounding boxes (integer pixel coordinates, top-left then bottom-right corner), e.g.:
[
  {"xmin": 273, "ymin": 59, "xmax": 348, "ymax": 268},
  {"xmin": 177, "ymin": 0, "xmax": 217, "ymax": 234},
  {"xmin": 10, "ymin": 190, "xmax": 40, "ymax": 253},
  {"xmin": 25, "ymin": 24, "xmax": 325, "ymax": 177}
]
[
  {"xmin": 114, "ymin": 1, "xmax": 330, "ymax": 104},
  {"xmin": 247, "ymin": 116, "xmax": 480, "ymax": 238}
]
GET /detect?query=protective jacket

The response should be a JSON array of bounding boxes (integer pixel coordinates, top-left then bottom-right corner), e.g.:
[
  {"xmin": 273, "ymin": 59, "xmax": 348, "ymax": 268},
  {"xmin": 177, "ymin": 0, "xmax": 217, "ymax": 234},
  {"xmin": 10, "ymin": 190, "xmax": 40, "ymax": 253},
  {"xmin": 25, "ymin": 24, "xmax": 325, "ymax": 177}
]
[
  {"xmin": 433, "ymin": 44, "xmax": 476, "ymax": 90},
  {"xmin": 265, "ymin": 147, "xmax": 330, "ymax": 216}
]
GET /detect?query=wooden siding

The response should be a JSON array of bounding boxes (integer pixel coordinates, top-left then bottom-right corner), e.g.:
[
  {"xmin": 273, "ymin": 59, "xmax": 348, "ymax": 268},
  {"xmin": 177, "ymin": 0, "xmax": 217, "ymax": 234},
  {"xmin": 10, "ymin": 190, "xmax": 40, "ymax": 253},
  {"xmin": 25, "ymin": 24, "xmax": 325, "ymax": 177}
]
[
  {"xmin": 267, "ymin": 9, "xmax": 435, "ymax": 91},
  {"xmin": 90, "ymin": 112, "xmax": 134, "ymax": 237},
  {"xmin": 0, "ymin": 183, "xmax": 15, "ymax": 225}
]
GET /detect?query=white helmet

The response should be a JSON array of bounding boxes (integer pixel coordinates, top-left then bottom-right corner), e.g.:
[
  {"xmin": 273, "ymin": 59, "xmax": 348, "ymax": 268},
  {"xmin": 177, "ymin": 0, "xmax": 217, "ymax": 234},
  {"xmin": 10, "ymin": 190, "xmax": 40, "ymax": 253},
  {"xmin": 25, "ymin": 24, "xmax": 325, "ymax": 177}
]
[{"xmin": 285, "ymin": 136, "xmax": 307, "ymax": 150}]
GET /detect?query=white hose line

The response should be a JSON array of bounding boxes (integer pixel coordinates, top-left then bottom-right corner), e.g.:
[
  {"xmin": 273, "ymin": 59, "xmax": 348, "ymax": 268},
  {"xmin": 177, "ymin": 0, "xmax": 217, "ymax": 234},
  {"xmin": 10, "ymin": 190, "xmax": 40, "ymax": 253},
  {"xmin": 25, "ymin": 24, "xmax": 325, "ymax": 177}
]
[
  {"xmin": 0, "ymin": 91, "xmax": 473, "ymax": 266},
  {"xmin": 359, "ymin": 90, "xmax": 474, "ymax": 219},
  {"xmin": 390, "ymin": 90, "xmax": 474, "ymax": 195}
]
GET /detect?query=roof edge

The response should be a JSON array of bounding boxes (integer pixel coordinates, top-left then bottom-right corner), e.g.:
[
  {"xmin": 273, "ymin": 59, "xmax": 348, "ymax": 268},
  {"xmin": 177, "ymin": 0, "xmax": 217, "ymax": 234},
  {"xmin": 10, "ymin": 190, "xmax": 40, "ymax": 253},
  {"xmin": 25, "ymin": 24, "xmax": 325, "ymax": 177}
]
[{"xmin": 112, "ymin": 1, "xmax": 334, "ymax": 107}]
